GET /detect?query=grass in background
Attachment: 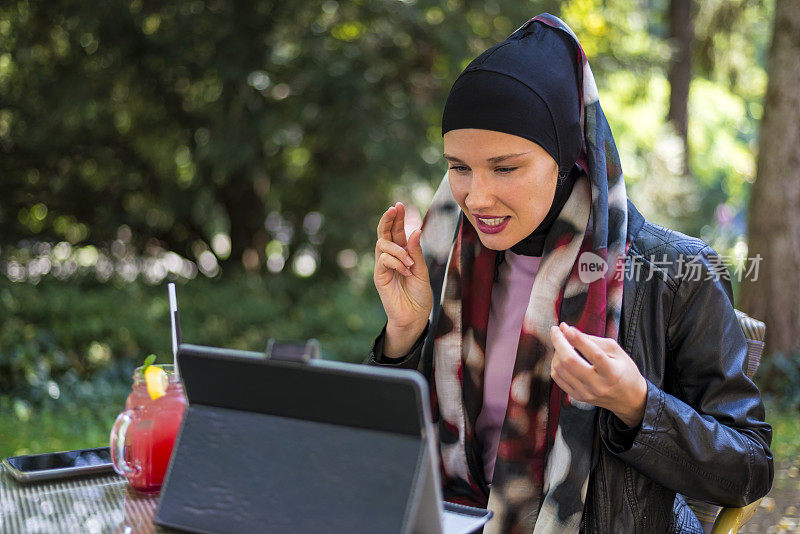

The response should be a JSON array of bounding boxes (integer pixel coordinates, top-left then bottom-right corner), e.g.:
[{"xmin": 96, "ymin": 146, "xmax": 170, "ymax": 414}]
[
  {"xmin": 765, "ymin": 402, "xmax": 800, "ymax": 465},
  {"xmin": 0, "ymin": 398, "xmax": 124, "ymax": 457}
]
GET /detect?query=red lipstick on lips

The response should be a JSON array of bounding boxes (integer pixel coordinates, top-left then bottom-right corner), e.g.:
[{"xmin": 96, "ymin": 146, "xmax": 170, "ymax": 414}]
[{"xmin": 473, "ymin": 214, "xmax": 511, "ymax": 234}]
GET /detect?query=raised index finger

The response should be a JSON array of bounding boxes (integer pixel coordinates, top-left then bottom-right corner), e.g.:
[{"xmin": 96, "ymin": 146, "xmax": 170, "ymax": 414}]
[
  {"xmin": 391, "ymin": 202, "xmax": 408, "ymax": 248},
  {"xmin": 378, "ymin": 206, "xmax": 397, "ymax": 241}
]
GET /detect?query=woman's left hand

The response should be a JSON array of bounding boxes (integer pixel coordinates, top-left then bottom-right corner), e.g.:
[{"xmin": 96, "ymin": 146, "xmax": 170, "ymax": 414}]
[{"xmin": 549, "ymin": 322, "xmax": 647, "ymax": 428}]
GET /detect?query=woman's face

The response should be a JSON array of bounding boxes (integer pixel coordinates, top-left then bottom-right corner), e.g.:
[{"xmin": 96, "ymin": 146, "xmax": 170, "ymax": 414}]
[{"xmin": 443, "ymin": 128, "xmax": 559, "ymax": 251}]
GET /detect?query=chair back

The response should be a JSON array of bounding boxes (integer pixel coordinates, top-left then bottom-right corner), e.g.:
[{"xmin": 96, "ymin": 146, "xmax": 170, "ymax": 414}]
[
  {"xmin": 683, "ymin": 309, "xmax": 766, "ymax": 533},
  {"xmin": 735, "ymin": 309, "xmax": 766, "ymax": 379}
]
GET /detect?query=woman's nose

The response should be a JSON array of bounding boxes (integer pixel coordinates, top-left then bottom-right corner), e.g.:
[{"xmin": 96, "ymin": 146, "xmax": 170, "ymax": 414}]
[{"xmin": 464, "ymin": 171, "xmax": 494, "ymax": 211}]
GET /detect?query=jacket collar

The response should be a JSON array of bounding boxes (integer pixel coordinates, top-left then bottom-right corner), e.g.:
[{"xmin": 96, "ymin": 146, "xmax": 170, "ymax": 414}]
[{"xmin": 627, "ymin": 198, "xmax": 646, "ymax": 243}]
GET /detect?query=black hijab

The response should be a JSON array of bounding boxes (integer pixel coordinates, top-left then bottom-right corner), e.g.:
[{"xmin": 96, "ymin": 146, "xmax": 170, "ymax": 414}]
[{"xmin": 441, "ymin": 22, "xmax": 583, "ymax": 257}]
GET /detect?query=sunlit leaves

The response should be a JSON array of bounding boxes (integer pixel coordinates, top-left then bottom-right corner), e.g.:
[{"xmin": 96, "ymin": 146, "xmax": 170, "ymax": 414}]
[
  {"xmin": 142, "ymin": 14, "xmax": 161, "ymax": 35},
  {"xmin": 561, "ymin": 0, "xmax": 668, "ymax": 74},
  {"xmin": 688, "ymin": 78, "xmax": 756, "ymax": 201},
  {"xmin": 0, "ymin": 0, "xmax": 775, "ymax": 281},
  {"xmin": 331, "ymin": 20, "xmax": 366, "ymax": 41}
]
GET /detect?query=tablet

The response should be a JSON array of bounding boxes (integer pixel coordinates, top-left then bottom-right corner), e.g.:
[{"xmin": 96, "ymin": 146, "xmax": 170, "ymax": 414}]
[{"xmin": 154, "ymin": 344, "xmax": 491, "ymax": 534}]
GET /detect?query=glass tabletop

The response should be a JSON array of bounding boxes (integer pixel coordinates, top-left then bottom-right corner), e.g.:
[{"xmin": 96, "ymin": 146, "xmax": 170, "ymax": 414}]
[{"xmin": 0, "ymin": 466, "xmax": 162, "ymax": 533}]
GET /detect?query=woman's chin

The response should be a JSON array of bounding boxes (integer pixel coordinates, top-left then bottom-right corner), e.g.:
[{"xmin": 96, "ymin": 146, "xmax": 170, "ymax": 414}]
[{"xmin": 474, "ymin": 231, "xmax": 517, "ymax": 251}]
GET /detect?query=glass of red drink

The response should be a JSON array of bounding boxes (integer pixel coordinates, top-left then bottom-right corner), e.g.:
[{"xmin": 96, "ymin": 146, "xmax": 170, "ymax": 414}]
[{"xmin": 109, "ymin": 364, "xmax": 186, "ymax": 493}]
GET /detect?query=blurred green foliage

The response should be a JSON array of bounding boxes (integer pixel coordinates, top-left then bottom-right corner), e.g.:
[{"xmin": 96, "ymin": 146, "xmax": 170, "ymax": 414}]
[
  {"xmin": 0, "ymin": 385, "xmax": 128, "ymax": 457},
  {"xmin": 760, "ymin": 351, "xmax": 800, "ymax": 414},
  {"xmin": 0, "ymin": 404, "xmax": 127, "ymax": 457},
  {"xmin": 2, "ymin": 0, "xmax": 792, "ymax": 456},
  {"xmin": 0, "ymin": 273, "xmax": 386, "ymax": 456},
  {"xmin": 0, "ymin": 0, "xmax": 772, "ymax": 276},
  {"xmin": 0, "ymin": 273, "xmax": 384, "ymax": 456},
  {"xmin": 0, "ymin": 274, "xmax": 384, "ymax": 399},
  {"xmin": 764, "ymin": 401, "xmax": 800, "ymax": 466},
  {"xmin": 0, "ymin": 0, "xmax": 561, "ymax": 275}
]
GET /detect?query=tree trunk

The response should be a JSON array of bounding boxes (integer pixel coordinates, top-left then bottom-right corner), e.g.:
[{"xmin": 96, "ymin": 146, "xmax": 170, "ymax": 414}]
[
  {"xmin": 666, "ymin": 0, "xmax": 694, "ymax": 175},
  {"xmin": 220, "ymin": 170, "xmax": 266, "ymax": 269},
  {"xmin": 741, "ymin": 0, "xmax": 800, "ymax": 357}
]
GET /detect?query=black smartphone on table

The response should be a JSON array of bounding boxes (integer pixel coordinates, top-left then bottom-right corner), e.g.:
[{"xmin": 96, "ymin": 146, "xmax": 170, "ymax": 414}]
[{"xmin": 2, "ymin": 446, "xmax": 114, "ymax": 483}]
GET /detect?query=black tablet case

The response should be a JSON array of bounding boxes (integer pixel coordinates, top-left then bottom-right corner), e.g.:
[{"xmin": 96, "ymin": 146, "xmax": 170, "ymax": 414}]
[{"xmin": 153, "ymin": 344, "xmax": 492, "ymax": 534}]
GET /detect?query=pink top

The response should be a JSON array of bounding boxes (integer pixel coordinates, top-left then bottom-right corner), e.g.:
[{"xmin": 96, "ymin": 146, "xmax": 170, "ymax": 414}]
[{"xmin": 475, "ymin": 251, "xmax": 541, "ymax": 483}]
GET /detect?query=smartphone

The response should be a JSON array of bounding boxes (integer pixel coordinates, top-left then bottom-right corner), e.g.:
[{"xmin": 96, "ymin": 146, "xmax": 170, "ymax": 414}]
[{"xmin": 2, "ymin": 446, "xmax": 114, "ymax": 483}]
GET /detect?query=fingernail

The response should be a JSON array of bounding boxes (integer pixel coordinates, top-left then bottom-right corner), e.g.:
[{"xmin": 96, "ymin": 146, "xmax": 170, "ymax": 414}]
[{"xmin": 406, "ymin": 257, "xmax": 414, "ymax": 266}]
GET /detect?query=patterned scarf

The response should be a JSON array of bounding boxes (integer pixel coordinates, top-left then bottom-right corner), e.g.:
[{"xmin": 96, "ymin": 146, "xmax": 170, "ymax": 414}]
[{"xmin": 417, "ymin": 14, "xmax": 630, "ymax": 533}]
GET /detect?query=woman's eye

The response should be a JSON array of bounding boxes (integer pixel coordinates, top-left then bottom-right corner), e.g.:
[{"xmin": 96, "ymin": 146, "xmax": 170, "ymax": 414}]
[
  {"xmin": 449, "ymin": 165, "xmax": 470, "ymax": 173},
  {"xmin": 495, "ymin": 167, "xmax": 517, "ymax": 174}
]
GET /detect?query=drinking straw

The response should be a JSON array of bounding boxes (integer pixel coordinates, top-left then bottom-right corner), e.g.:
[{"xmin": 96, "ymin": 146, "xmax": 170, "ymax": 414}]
[{"xmin": 168, "ymin": 282, "xmax": 181, "ymax": 378}]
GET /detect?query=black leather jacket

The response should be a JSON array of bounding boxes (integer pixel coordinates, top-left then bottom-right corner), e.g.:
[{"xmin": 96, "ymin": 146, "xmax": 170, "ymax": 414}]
[{"xmin": 366, "ymin": 200, "xmax": 773, "ymax": 533}]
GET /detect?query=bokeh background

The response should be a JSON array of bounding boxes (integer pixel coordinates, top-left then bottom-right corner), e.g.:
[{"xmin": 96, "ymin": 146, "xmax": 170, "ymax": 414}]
[{"xmin": 2, "ymin": 0, "xmax": 799, "ymax": 528}]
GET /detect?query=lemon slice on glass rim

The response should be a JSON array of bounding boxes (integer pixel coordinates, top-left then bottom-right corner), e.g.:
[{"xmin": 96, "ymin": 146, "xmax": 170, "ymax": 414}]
[{"xmin": 144, "ymin": 364, "xmax": 169, "ymax": 400}]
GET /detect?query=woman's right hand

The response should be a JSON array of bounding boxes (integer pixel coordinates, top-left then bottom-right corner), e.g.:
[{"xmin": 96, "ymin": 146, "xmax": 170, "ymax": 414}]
[{"xmin": 374, "ymin": 202, "xmax": 433, "ymax": 359}]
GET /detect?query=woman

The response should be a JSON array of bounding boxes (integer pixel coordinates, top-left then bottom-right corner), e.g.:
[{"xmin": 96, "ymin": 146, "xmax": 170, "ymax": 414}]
[{"xmin": 366, "ymin": 14, "xmax": 772, "ymax": 534}]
